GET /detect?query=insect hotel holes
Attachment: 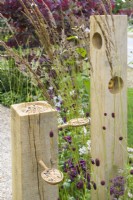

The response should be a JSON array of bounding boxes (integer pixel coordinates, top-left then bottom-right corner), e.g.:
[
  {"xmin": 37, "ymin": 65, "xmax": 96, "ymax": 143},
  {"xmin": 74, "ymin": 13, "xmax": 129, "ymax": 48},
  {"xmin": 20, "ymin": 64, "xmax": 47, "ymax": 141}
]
[
  {"xmin": 108, "ymin": 76, "xmax": 124, "ymax": 94},
  {"xmin": 92, "ymin": 32, "xmax": 102, "ymax": 49}
]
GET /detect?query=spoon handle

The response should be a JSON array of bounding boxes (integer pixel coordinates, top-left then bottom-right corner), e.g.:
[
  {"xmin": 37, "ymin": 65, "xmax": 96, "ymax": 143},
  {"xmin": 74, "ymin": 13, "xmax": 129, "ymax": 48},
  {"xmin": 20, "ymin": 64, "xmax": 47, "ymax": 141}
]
[{"xmin": 39, "ymin": 160, "xmax": 48, "ymax": 170}]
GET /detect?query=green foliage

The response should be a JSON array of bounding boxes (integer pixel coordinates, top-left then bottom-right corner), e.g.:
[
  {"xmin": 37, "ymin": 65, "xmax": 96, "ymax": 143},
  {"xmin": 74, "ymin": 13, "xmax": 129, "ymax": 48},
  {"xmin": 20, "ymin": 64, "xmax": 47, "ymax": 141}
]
[{"xmin": 0, "ymin": 58, "xmax": 43, "ymax": 107}]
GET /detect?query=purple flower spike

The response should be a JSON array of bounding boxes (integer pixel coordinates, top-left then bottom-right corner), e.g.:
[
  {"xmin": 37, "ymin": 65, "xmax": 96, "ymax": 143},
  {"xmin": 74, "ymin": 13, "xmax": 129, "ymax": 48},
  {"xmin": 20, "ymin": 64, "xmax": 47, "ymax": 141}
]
[
  {"xmin": 79, "ymin": 159, "xmax": 86, "ymax": 171},
  {"xmin": 110, "ymin": 176, "xmax": 125, "ymax": 198},
  {"xmin": 76, "ymin": 180, "xmax": 84, "ymax": 189},
  {"xmin": 63, "ymin": 136, "xmax": 72, "ymax": 144}
]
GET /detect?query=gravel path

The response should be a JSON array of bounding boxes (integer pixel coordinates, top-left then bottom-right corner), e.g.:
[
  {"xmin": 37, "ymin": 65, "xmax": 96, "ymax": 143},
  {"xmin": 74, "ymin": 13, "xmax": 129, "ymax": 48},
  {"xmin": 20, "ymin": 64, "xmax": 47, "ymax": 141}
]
[
  {"xmin": 0, "ymin": 105, "xmax": 12, "ymax": 200},
  {"xmin": 0, "ymin": 67, "xmax": 133, "ymax": 200}
]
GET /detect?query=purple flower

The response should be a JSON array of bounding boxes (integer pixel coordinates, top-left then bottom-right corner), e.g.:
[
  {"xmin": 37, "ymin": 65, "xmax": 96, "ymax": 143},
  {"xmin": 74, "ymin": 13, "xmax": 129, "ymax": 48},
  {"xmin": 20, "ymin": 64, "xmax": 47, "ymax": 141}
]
[
  {"xmin": 91, "ymin": 159, "xmax": 95, "ymax": 165},
  {"xmin": 76, "ymin": 180, "xmax": 84, "ymax": 189},
  {"xmin": 63, "ymin": 159, "xmax": 74, "ymax": 172},
  {"xmin": 79, "ymin": 159, "xmax": 86, "ymax": 171},
  {"xmin": 130, "ymin": 169, "xmax": 133, "ymax": 175},
  {"xmin": 63, "ymin": 136, "xmax": 72, "ymax": 144},
  {"xmin": 87, "ymin": 183, "xmax": 91, "ymax": 190},
  {"xmin": 110, "ymin": 176, "xmax": 125, "ymax": 198},
  {"xmin": 92, "ymin": 182, "xmax": 97, "ymax": 190},
  {"xmin": 86, "ymin": 173, "xmax": 90, "ymax": 182},
  {"xmin": 69, "ymin": 167, "xmax": 78, "ymax": 181}
]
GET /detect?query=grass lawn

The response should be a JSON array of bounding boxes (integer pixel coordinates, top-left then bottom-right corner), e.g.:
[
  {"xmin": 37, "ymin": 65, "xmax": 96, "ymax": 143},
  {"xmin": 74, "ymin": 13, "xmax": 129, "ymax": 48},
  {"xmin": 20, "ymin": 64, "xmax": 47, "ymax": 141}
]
[{"xmin": 128, "ymin": 88, "xmax": 133, "ymax": 147}]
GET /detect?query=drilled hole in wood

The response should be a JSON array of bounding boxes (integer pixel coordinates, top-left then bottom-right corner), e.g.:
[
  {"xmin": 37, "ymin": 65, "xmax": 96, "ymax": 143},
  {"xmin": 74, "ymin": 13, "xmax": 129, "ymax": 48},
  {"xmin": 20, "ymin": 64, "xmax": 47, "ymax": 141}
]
[
  {"xmin": 92, "ymin": 32, "xmax": 102, "ymax": 49},
  {"xmin": 108, "ymin": 76, "xmax": 124, "ymax": 94}
]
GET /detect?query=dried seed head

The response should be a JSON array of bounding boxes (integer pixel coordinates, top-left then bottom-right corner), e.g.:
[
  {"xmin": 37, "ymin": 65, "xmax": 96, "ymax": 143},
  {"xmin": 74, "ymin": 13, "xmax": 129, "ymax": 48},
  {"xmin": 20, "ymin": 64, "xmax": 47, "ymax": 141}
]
[
  {"xmin": 119, "ymin": 137, "xmax": 123, "ymax": 141},
  {"xmin": 102, "ymin": 126, "xmax": 106, "ymax": 130},
  {"xmin": 91, "ymin": 159, "xmax": 95, "ymax": 165},
  {"xmin": 101, "ymin": 180, "xmax": 105, "ymax": 186},
  {"xmin": 95, "ymin": 158, "xmax": 100, "ymax": 167},
  {"xmin": 49, "ymin": 131, "xmax": 54, "ymax": 137},
  {"xmin": 111, "ymin": 113, "xmax": 115, "ymax": 118}
]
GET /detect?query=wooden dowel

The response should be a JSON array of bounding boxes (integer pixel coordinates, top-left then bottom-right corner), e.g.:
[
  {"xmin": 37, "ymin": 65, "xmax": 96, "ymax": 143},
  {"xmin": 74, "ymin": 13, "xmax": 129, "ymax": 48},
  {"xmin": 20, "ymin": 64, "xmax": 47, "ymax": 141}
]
[{"xmin": 39, "ymin": 160, "xmax": 48, "ymax": 170}]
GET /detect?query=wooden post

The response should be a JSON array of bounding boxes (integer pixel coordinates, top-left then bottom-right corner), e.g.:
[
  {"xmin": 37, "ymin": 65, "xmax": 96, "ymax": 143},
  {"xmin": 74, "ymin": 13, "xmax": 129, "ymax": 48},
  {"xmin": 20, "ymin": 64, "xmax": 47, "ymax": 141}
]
[
  {"xmin": 90, "ymin": 15, "xmax": 127, "ymax": 199},
  {"xmin": 11, "ymin": 101, "xmax": 58, "ymax": 200}
]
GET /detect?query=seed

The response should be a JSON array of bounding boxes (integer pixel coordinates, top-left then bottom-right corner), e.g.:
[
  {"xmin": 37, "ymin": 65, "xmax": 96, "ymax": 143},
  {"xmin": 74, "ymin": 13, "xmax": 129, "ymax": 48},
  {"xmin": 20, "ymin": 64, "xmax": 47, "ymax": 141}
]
[
  {"xmin": 119, "ymin": 136, "xmax": 123, "ymax": 141},
  {"xmin": 95, "ymin": 158, "xmax": 100, "ymax": 167},
  {"xmin": 92, "ymin": 182, "xmax": 97, "ymax": 190},
  {"xmin": 111, "ymin": 113, "xmax": 115, "ymax": 118},
  {"xmin": 101, "ymin": 180, "xmax": 105, "ymax": 185},
  {"xmin": 102, "ymin": 126, "xmax": 106, "ymax": 130},
  {"xmin": 49, "ymin": 131, "xmax": 54, "ymax": 137}
]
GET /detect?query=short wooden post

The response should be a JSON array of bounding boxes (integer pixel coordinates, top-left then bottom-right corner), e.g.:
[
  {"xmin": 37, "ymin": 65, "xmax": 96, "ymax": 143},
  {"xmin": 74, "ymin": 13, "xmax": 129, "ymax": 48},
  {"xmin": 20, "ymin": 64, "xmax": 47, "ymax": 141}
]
[
  {"xmin": 11, "ymin": 101, "xmax": 58, "ymax": 200},
  {"xmin": 90, "ymin": 15, "xmax": 127, "ymax": 199}
]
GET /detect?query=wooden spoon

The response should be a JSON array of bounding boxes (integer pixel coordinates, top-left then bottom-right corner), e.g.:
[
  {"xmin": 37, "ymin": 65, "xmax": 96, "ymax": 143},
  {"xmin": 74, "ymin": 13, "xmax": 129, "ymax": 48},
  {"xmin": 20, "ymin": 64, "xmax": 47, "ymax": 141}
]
[
  {"xmin": 39, "ymin": 160, "xmax": 63, "ymax": 185},
  {"xmin": 58, "ymin": 117, "xmax": 90, "ymax": 129}
]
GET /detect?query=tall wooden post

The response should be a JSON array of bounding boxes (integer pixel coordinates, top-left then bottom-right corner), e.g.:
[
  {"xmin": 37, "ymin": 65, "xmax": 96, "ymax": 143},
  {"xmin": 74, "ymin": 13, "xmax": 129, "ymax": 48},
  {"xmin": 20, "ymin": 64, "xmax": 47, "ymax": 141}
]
[
  {"xmin": 11, "ymin": 101, "xmax": 58, "ymax": 200},
  {"xmin": 90, "ymin": 15, "xmax": 127, "ymax": 199}
]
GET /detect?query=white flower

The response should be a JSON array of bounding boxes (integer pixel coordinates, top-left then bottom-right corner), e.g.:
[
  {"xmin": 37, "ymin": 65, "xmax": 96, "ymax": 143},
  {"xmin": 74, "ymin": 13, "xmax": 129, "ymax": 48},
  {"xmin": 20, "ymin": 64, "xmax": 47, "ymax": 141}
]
[
  {"xmin": 122, "ymin": 0, "xmax": 126, "ymax": 2},
  {"xmin": 55, "ymin": 102, "xmax": 61, "ymax": 108},
  {"xmin": 49, "ymin": 86, "xmax": 53, "ymax": 90},
  {"xmin": 129, "ymin": 154, "xmax": 133, "ymax": 159},
  {"xmin": 127, "ymin": 147, "xmax": 133, "ymax": 153},
  {"xmin": 87, "ymin": 140, "xmax": 91, "ymax": 151},
  {"xmin": 79, "ymin": 146, "xmax": 88, "ymax": 155},
  {"xmin": 79, "ymin": 109, "xmax": 84, "ymax": 115},
  {"xmin": 128, "ymin": 192, "xmax": 133, "ymax": 198},
  {"xmin": 58, "ymin": 95, "xmax": 62, "ymax": 102},
  {"xmin": 70, "ymin": 90, "xmax": 75, "ymax": 96},
  {"xmin": 83, "ymin": 127, "xmax": 87, "ymax": 136},
  {"xmin": 84, "ymin": 27, "xmax": 90, "ymax": 37},
  {"xmin": 58, "ymin": 117, "xmax": 63, "ymax": 124},
  {"xmin": 53, "ymin": 96, "xmax": 58, "ymax": 103}
]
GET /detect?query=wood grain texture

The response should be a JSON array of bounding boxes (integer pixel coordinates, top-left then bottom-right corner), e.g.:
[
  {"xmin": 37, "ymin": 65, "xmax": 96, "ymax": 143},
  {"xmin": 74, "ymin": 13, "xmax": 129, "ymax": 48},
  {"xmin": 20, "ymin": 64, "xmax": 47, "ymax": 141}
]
[
  {"xmin": 90, "ymin": 15, "xmax": 127, "ymax": 199},
  {"xmin": 11, "ymin": 101, "xmax": 58, "ymax": 200}
]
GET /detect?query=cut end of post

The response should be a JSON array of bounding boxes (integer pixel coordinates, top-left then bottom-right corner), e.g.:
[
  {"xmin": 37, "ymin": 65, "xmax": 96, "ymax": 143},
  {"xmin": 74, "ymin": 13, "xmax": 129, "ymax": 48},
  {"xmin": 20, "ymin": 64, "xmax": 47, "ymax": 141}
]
[{"xmin": 11, "ymin": 101, "xmax": 56, "ymax": 116}]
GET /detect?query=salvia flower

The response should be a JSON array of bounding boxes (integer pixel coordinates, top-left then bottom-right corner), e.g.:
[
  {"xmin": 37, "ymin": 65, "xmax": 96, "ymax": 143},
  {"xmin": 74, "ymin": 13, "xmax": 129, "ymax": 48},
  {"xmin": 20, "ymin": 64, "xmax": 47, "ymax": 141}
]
[
  {"xmin": 76, "ymin": 180, "xmax": 84, "ymax": 189},
  {"xmin": 130, "ymin": 169, "xmax": 133, "ymax": 175},
  {"xmin": 110, "ymin": 176, "xmax": 125, "ymax": 198},
  {"xmin": 63, "ymin": 136, "xmax": 72, "ymax": 144},
  {"xmin": 91, "ymin": 159, "xmax": 95, "ymax": 165},
  {"xmin": 69, "ymin": 167, "xmax": 78, "ymax": 181},
  {"xmin": 92, "ymin": 182, "xmax": 97, "ymax": 190},
  {"xmin": 79, "ymin": 159, "xmax": 86, "ymax": 171}
]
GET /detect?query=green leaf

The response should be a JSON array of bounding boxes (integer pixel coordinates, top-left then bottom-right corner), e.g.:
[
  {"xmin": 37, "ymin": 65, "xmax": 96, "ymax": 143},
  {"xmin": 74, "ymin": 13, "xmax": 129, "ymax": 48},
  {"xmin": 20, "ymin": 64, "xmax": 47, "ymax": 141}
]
[
  {"xmin": 67, "ymin": 36, "xmax": 78, "ymax": 41},
  {"xmin": 76, "ymin": 47, "xmax": 87, "ymax": 58}
]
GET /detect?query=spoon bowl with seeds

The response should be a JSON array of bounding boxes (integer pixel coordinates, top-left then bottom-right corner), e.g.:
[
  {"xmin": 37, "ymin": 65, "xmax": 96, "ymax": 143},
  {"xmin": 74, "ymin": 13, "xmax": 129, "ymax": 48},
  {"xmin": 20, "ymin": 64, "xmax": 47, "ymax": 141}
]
[{"xmin": 39, "ymin": 160, "xmax": 63, "ymax": 185}]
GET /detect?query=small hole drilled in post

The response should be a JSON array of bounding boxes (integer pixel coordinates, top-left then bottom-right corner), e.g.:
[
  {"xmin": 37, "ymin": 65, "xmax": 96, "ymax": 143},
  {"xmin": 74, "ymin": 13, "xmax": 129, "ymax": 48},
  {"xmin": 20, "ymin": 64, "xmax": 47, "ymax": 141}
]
[
  {"xmin": 92, "ymin": 32, "xmax": 102, "ymax": 49},
  {"xmin": 108, "ymin": 76, "xmax": 124, "ymax": 94}
]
